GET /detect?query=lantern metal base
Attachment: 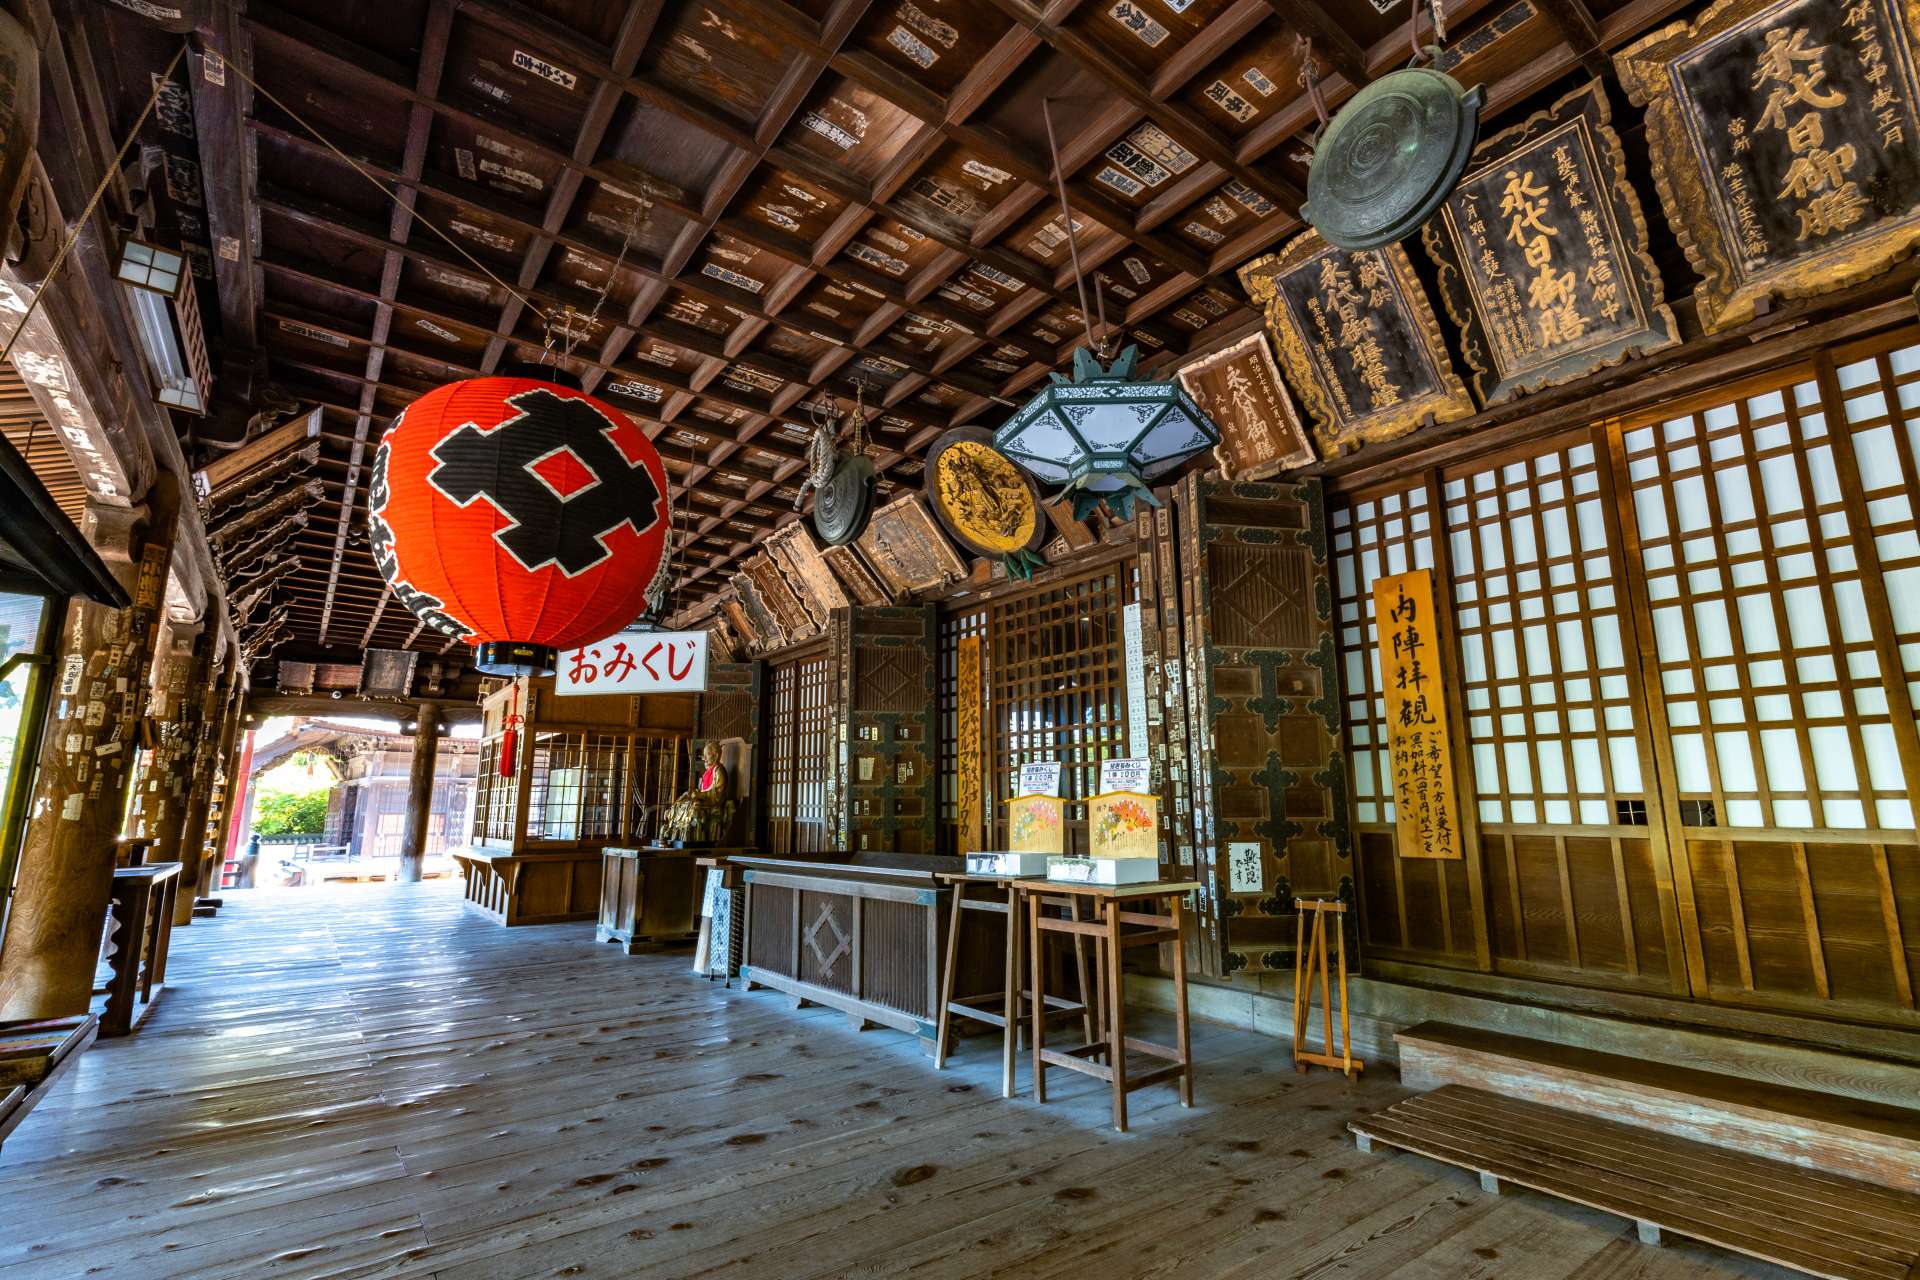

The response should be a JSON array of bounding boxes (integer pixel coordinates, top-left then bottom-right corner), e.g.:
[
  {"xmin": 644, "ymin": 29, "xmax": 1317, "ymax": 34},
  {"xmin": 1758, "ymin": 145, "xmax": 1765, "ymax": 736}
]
[{"xmin": 473, "ymin": 641, "xmax": 557, "ymax": 677}]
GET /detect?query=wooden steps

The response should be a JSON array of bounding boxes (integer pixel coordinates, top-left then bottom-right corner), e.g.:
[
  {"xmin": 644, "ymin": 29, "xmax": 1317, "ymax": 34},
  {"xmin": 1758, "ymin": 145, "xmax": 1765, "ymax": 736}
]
[
  {"xmin": 0, "ymin": 1015, "xmax": 97, "ymax": 1150},
  {"xmin": 1397, "ymin": 1021, "xmax": 1920, "ymax": 1193},
  {"xmin": 1352, "ymin": 1086, "xmax": 1920, "ymax": 1280}
]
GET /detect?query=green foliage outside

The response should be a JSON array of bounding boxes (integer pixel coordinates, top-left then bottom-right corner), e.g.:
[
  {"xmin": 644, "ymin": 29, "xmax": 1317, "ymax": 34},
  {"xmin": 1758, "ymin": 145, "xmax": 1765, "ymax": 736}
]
[{"xmin": 253, "ymin": 788, "xmax": 329, "ymax": 836}]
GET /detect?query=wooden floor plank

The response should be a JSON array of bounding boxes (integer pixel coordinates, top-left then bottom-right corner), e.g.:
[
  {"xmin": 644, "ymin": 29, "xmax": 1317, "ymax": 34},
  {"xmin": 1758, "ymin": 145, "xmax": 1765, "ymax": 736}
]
[{"xmin": 0, "ymin": 883, "xmax": 1801, "ymax": 1280}]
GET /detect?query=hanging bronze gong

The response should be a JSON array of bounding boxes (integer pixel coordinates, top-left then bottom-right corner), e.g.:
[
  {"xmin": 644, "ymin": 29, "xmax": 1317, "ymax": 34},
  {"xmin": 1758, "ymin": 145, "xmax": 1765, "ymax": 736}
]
[
  {"xmin": 811, "ymin": 454, "xmax": 878, "ymax": 546},
  {"xmin": 1302, "ymin": 66, "xmax": 1484, "ymax": 251}
]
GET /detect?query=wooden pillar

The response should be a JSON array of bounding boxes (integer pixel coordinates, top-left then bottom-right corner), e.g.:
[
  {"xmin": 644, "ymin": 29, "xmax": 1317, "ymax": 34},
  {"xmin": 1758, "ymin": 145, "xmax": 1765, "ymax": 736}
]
[
  {"xmin": 170, "ymin": 661, "xmax": 237, "ymax": 921},
  {"xmin": 397, "ymin": 704, "xmax": 441, "ymax": 884},
  {"xmin": 131, "ymin": 616, "xmax": 209, "ymax": 880},
  {"xmin": 0, "ymin": 483, "xmax": 180, "ymax": 1021}
]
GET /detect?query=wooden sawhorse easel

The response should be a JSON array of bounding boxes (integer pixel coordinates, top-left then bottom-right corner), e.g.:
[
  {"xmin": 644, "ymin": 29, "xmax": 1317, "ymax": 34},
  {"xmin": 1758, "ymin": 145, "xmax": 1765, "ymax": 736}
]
[{"xmin": 1292, "ymin": 897, "xmax": 1362, "ymax": 1078}]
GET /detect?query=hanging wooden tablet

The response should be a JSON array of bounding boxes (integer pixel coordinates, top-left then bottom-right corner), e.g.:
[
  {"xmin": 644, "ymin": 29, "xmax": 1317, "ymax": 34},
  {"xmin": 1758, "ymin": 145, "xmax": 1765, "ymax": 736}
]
[
  {"xmin": 821, "ymin": 543, "xmax": 891, "ymax": 606},
  {"xmin": 723, "ymin": 597, "xmax": 762, "ymax": 654},
  {"xmin": 1240, "ymin": 231, "xmax": 1474, "ymax": 456},
  {"xmin": 729, "ymin": 571, "xmax": 787, "ymax": 653},
  {"xmin": 1616, "ymin": 0, "xmax": 1920, "ymax": 332},
  {"xmin": 766, "ymin": 522, "xmax": 849, "ymax": 627},
  {"xmin": 1421, "ymin": 82, "xmax": 1679, "ymax": 405},
  {"xmin": 855, "ymin": 492, "xmax": 968, "ymax": 597},
  {"xmin": 1176, "ymin": 332, "xmax": 1315, "ymax": 480},
  {"xmin": 741, "ymin": 553, "xmax": 814, "ymax": 641}
]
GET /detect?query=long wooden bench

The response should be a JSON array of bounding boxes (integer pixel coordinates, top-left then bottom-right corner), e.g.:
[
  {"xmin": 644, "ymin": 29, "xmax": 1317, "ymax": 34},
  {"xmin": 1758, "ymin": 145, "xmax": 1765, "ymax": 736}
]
[
  {"xmin": 0, "ymin": 1014, "xmax": 98, "ymax": 1151},
  {"xmin": 1352, "ymin": 1085, "xmax": 1920, "ymax": 1280},
  {"xmin": 1396, "ymin": 1020, "xmax": 1920, "ymax": 1193}
]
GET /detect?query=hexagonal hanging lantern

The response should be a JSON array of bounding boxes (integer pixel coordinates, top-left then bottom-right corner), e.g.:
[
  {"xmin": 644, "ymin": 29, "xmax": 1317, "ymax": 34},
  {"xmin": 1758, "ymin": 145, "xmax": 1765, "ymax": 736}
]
[{"xmin": 993, "ymin": 346, "xmax": 1219, "ymax": 520}]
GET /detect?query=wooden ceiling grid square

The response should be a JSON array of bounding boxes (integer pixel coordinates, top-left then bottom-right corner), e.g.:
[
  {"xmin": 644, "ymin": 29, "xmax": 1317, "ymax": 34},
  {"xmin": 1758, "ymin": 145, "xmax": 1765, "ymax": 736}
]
[{"xmin": 142, "ymin": 0, "xmax": 1688, "ymax": 658}]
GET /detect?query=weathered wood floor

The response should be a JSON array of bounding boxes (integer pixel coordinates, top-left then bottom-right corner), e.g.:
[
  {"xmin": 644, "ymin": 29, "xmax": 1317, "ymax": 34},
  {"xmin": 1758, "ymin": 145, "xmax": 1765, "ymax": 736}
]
[{"xmin": 0, "ymin": 883, "xmax": 1791, "ymax": 1279}]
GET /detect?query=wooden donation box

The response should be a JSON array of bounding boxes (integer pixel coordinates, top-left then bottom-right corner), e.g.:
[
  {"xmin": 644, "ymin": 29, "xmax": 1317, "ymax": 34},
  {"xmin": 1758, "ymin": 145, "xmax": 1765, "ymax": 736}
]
[
  {"xmin": 597, "ymin": 846, "xmax": 737, "ymax": 952},
  {"xmin": 1051, "ymin": 760, "xmax": 1162, "ymax": 885},
  {"xmin": 737, "ymin": 853, "xmax": 994, "ymax": 1048},
  {"xmin": 453, "ymin": 849, "xmax": 601, "ymax": 927}
]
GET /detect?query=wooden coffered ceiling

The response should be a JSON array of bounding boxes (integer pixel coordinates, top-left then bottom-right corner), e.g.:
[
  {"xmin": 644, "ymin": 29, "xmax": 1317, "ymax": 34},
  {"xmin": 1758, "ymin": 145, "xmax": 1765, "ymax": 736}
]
[{"xmin": 80, "ymin": 0, "xmax": 1698, "ymax": 668}]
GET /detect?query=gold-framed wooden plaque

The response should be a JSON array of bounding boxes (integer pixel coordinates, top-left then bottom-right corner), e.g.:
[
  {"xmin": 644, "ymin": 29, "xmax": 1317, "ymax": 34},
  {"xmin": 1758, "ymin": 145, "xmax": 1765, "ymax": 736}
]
[
  {"xmin": 1008, "ymin": 793, "xmax": 1065, "ymax": 855},
  {"xmin": 1373, "ymin": 569, "xmax": 1462, "ymax": 861},
  {"xmin": 1422, "ymin": 81, "xmax": 1680, "ymax": 405},
  {"xmin": 1177, "ymin": 332, "xmax": 1316, "ymax": 480},
  {"xmin": 1240, "ymin": 232, "xmax": 1475, "ymax": 456},
  {"xmin": 923, "ymin": 428, "xmax": 1047, "ymax": 560},
  {"xmin": 1088, "ymin": 790, "xmax": 1160, "ymax": 861},
  {"xmin": 1616, "ymin": 0, "xmax": 1920, "ymax": 333}
]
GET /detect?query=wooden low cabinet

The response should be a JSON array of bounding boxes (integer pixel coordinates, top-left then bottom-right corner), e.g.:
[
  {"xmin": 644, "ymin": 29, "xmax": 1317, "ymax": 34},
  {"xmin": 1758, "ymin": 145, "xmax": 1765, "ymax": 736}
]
[
  {"xmin": 736, "ymin": 854, "xmax": 977, "ymax": 1049},
  {"xmin": 596, "ymin": 846, "xmax": 720, "ymax": 952},
  {"xmin": 453, "ymin": 850, "xmax": 600, "ymax": 926}
]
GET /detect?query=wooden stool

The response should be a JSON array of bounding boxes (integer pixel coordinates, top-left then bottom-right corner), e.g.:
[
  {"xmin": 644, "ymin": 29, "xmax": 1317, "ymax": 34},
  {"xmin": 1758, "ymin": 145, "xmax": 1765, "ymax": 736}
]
[
  {"xmin": 1016, "ymin": 878, "xmax": 1199, "ymax": 1132},
  {"xmin": 934, "ymin": 872, "xmax": 1097, "ymax": 1098}
]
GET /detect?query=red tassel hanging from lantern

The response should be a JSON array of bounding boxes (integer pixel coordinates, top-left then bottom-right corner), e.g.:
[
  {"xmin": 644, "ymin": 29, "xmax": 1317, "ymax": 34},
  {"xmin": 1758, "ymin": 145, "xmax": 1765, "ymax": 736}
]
[{"xmin": 368, "ymin": 366, "xmax": 671, "ymax": 676}]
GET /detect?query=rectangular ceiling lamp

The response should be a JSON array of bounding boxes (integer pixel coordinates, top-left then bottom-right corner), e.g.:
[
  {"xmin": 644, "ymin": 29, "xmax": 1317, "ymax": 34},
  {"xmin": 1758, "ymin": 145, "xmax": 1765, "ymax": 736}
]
[{"xmin": 115, "ymin": 238, "xmax": 212, "ymax": 414}]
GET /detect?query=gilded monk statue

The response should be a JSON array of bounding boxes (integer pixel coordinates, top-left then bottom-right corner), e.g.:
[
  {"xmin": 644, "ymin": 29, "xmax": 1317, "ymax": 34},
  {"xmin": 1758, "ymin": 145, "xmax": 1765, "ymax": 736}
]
[{"xmin": 662, "ymin": 740, "xmax": 734, "ymax": 846}]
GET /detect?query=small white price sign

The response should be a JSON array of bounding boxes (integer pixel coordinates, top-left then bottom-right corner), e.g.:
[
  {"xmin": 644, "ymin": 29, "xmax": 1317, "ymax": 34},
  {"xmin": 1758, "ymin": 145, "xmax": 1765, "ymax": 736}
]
[
  {"xmin": 1098, "ymin": 756, "xmax": 1151, "ymax": 795},
  {"xmin": 1018, "ymin": 761, "xmax": 1062, "ymax": 797}
]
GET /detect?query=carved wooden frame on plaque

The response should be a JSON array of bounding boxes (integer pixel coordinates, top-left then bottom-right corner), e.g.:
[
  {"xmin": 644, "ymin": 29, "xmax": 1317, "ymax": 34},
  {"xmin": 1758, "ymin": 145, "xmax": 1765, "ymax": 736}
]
[
  {"xmin": 765, "ymin": 522, "xmax": 850, "ymax": 627},
  {"xmin": 1177, "ymin": 332, "xmax": 1316, "ymax": 480},
  {"xmin": 855, "ymin": 492, "xmax": 969, "ymax": 597},
  {"xmin": 820, "ymin": 542, "xmax": 890, "ymax": 606},
  {"xmin": 1616, "ymin": 0, "xmax": 1920, "ymax": 333},
  {"xmin": 1240, "ymin": 232, "xmax": 1475, "ymax": 455},
  {"xmin": 727, "ymin": 577, "xmax": 783, "ymax": 653},
  {"xmin": 741, "ymin": 556, "xmax": 813, "ymax": 643},
  {"xmin": 1422, "ymin": 81, "xmax": 1680, "ymax": 405}
]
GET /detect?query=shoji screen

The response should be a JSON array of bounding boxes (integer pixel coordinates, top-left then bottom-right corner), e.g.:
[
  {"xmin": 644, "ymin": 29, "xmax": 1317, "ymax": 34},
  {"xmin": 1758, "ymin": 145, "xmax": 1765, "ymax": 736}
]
[{"xmin": 1618, "ymin": 346, "xmax": 1920, "ymax": 1015}]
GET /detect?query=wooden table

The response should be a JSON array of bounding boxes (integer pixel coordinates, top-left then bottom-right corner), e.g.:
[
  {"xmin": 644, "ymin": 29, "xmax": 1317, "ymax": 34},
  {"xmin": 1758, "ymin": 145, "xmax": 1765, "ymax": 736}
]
[
  {"xmin": 98, "ymin": 863, "xmax": 181, "ymax": 1037},
  {"xmin": 933, "ymin": 871, "xmax": 1096, "ymax": 1098},
  {"xmin": 452, "ymin": 849, "xmax": 601, "ymax": 926},
  {"xmin": 1015, "ymin": 877, "xmax": 1199, "ymax": 1132},
  {"xmin": 597, "ymin": 846, "xmax": 717, "ymax": 952}
]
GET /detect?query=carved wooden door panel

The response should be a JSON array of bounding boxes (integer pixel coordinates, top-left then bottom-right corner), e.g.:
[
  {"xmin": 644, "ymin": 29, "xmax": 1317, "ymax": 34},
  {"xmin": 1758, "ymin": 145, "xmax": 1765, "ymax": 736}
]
[{"xmin": 1174, "ymin": 474, "xmax": 1352, "ymax": 978}]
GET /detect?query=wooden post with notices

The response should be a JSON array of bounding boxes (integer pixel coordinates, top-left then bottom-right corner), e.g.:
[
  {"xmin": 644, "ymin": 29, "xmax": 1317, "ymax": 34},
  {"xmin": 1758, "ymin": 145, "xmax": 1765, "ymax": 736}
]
[{"xmin": 1292, "ymin": 897, "xmax": 1361, "ymax": 1078}]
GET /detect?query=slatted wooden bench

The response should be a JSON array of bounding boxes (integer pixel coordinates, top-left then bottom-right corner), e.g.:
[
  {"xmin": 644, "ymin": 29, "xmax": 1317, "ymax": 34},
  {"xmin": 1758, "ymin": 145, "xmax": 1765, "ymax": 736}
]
[{"xmin": 1351, "ymin": 1085, "xmax": 1920, "ymax": 1280}]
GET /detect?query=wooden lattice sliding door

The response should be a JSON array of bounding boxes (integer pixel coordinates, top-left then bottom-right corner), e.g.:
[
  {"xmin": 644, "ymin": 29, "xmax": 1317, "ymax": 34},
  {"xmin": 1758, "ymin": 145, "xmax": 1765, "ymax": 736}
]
[
  {"xmin": 1332, "ymin": 327, "xmax": 1920, "ymax": 1025},
  {"xmin": 1614, "ymin": 338, "xmax": 1920, "ymax": 1020},
  {"xmin": 764, "ymin": 651, "xmax": 832, "ymax": 855}
]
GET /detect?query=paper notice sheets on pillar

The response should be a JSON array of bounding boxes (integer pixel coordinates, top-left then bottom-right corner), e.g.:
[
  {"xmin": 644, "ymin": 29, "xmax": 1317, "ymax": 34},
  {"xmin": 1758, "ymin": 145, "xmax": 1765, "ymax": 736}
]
[
  {"xmin": 969, "ymin": 760, "xmax": 1062, "ymax": 877},
  {"xmin": 1050, "ymin": 757, "xmax": 1160, "ymax": 885},
  {"xmin": 1615, "ymin": 0, "xmax": 1920, "ymax": 333},
  {"xmin": 1420, "ymin": 82, "xmax": 1679, "ymax": 405},
  {"xmin": 1373, "ymin": 569, "xmax": 1462, "ymax": 859}
]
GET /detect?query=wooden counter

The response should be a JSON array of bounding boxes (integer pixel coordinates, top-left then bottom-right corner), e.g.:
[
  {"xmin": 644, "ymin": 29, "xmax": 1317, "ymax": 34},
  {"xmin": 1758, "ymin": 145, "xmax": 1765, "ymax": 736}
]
[
  {"xmin": 596, "ymin": 846, "xmax": 732, "ymax": 952},
  {"xmin": 736, "ymin": 853, "xmax": 999, "ymax": 1050},
  {"xmin": 452, "ymin": 849, "xmax": 601, "ymax": 926}
]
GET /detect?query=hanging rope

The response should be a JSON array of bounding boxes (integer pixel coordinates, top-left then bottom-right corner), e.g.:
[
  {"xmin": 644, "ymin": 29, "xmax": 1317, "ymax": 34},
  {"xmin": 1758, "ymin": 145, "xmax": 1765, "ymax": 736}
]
[
  {"xmin": 201, "ymin": 42, "xmax": 549, "ymax": 323},
  {"xmin": 1041, "ymin": 97, "xmax": 1099, "ymax": 356},
  {"xmin": 0, "ymin": 42, "xmax": 188, "ymax": 367}
]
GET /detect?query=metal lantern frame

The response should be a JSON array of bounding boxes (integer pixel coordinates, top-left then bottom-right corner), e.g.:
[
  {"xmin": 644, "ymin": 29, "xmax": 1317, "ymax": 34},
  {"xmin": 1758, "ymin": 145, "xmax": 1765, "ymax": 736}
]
[{"xmin": 994, "ymin": 345, "xmax": 1219, "ymax": 520}]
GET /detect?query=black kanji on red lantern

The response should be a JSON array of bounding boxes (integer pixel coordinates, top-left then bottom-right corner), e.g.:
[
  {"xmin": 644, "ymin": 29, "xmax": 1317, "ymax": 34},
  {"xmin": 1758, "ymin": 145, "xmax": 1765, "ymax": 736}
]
[{"xmin": 427, "ymin": 387, "xmax": 664, "ymax": 576}]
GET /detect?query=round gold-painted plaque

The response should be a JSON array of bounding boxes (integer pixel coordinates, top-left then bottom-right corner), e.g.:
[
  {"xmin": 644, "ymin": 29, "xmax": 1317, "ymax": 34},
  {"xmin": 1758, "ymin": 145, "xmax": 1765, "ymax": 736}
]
[{"xmin": 924, "ymin": 429, "xmax": 1046, "ymax": 559}]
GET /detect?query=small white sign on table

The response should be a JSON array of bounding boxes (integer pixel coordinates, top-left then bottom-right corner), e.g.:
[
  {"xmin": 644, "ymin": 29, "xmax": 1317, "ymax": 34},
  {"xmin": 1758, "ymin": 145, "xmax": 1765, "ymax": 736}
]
[{"xmin": 555, "ymin": 629, "xmax": 710, "ymax": 695}]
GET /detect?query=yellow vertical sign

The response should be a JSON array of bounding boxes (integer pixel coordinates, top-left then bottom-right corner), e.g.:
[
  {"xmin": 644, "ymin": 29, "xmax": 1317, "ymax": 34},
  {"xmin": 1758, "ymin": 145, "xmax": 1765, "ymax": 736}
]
[
  {"xmin": 957, "ymin": 635, "xmax": 984, "ymax": 852},
  {"xmin": 1374, "ymin": 569, "xmax": 1462, "ymax": 860}
]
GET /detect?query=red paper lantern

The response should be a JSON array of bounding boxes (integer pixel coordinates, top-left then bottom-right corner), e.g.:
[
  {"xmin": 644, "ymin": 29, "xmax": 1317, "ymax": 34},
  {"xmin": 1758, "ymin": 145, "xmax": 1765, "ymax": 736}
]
[{"xmin": 368, "ymin": 369, "xmax": 670, "ymax": 676}]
